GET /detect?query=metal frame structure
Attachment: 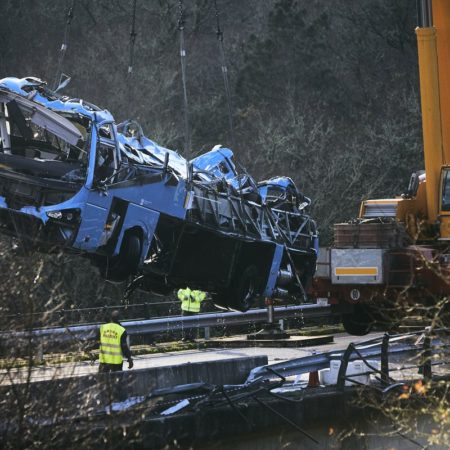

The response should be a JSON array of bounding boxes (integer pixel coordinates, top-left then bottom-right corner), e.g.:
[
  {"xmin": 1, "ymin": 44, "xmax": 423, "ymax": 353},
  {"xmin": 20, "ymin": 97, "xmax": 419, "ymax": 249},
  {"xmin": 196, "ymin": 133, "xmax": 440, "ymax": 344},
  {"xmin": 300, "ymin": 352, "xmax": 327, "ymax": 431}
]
[{"xmin": 188, "ymin": 183, "xmax": 315, "ymax": 250}]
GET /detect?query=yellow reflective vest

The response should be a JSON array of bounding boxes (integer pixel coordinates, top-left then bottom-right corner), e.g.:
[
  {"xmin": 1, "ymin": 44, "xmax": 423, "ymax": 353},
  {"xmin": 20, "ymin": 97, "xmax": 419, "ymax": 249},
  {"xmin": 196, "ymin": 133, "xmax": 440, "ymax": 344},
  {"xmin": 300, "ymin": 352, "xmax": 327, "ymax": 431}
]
[
  {"xmin": 99, "ymin": 322, "xmax": 125, "ymax": 365},
  {"xmin": 178, "ymin": 288, "xmax": 206, "ymax": 313}
]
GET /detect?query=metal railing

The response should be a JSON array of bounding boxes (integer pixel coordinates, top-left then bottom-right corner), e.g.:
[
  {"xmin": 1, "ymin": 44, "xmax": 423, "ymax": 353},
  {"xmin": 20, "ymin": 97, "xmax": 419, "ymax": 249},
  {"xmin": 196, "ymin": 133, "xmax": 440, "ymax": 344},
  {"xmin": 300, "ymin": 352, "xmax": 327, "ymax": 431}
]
[
  {"xmin": 2, "ymin": 303, "xmax": 331, "ymax": 344},
  {"xmin": 246, "ymin": 328, "xmax": 450, "ymax": 384}
]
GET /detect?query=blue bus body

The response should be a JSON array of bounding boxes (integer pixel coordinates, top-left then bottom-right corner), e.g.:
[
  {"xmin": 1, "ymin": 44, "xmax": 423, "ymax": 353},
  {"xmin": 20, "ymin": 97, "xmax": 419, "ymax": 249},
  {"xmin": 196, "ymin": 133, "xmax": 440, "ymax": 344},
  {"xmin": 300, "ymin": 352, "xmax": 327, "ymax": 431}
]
[{"xmin": 0, "ymin": 77, "xmax": 318, "ymax": 310}]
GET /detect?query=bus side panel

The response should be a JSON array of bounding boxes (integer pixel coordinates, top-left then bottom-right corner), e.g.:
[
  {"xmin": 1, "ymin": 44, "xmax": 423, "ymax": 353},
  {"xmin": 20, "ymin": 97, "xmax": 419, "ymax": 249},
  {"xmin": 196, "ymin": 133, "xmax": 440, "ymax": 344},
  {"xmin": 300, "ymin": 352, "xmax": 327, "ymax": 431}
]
[{"xmin": 74, "ymin": 203, "xmax": 107, "ymax": 251}]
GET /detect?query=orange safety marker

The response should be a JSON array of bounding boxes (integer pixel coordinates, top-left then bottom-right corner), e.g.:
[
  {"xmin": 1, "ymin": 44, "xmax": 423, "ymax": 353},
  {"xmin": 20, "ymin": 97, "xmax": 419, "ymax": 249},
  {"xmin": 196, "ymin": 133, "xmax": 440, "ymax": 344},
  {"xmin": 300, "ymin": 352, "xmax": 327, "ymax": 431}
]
[{"xmin": 308, "ymin": 370, "xmax": 320, "ymax": 388}]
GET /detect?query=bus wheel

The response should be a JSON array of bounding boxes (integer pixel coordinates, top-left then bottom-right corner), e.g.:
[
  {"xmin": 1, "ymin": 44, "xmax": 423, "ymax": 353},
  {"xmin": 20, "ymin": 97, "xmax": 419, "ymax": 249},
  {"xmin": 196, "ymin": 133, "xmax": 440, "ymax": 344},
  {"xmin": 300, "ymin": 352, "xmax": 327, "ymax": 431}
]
[
  {"xmin": 103, "ymin": 233, "xmax": 141, "ymax": 282},
  {"xmin": 342, "ymin": 304, "xmax": 373, "ymax": 336},
  {"xmin": 231, "ymin": 265, "xmax": 258, "ymax": 312},
  {"xmin": 211, "ymin": 266, "xmax": 258, "ymax": 312}
]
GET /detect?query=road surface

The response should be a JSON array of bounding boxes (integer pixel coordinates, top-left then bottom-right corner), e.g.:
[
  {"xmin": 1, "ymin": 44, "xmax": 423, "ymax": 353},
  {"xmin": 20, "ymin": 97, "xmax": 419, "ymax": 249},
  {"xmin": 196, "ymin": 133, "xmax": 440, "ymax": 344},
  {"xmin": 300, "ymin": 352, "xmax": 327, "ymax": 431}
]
[{"xmin": 1, "ymin": 332, "xmax": 385, "ymax": 385}]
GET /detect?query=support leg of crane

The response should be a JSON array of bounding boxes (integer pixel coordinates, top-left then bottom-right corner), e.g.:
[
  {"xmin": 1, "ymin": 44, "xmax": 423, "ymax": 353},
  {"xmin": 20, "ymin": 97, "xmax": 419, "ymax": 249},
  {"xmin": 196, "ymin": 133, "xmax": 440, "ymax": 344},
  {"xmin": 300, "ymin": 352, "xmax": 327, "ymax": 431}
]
[{"xmin": 247, "ymin": 297, "xmax": 290, "ymax": 340}]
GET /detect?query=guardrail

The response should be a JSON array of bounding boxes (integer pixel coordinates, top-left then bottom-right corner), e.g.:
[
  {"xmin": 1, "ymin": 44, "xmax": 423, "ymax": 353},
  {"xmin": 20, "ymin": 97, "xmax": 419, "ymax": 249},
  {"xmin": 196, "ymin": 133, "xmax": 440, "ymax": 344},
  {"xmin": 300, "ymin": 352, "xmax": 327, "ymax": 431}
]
[
  {"xmin": 246, "ymin": 328, "xmax": 450, "ymax": 383},
  {"xmin": 1, "ymin": 303, "xmax": 331, "ymax": 344}
]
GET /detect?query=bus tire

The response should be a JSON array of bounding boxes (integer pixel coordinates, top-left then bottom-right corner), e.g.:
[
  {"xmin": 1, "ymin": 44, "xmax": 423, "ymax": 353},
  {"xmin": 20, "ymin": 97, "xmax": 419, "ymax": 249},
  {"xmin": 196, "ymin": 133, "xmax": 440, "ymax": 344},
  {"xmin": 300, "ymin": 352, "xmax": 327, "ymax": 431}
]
[
  {"xmin": 103, "ymin": 233, "xmax": 141, "ymax": 282},
  {"xmin": 231, "ymin": 265, "xmax": 258, "ymax": 312}
]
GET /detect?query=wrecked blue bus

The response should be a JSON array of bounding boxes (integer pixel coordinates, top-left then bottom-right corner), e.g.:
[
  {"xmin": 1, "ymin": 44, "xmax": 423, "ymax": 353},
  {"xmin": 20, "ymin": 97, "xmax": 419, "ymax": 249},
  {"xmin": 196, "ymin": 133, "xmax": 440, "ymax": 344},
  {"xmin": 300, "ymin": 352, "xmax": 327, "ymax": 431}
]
[{"xmin": 0, "ymin": 77, "xmax": 318, "ymax": 310}]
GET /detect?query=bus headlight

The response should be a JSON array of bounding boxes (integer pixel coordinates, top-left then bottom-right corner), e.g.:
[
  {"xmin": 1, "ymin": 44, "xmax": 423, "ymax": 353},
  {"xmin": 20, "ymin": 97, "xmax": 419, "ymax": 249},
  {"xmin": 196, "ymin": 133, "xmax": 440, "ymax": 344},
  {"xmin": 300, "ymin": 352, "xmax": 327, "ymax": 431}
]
[{"xmin": 46, "ymin": 209, "xmax": 80, "ymax": 223}]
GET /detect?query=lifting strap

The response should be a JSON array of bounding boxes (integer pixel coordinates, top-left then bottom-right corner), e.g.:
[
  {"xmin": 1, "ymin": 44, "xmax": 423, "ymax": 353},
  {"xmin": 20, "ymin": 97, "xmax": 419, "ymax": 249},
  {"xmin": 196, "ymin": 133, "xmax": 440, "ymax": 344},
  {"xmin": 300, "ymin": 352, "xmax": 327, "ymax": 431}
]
[
  {"xmin": 178, "ymin": 0, "xmax": 191, "ymax": 157},
  {"xmin": 214, "ymin": 0, "xmax": 236, "ymax": 150},
  {"xmin": 53, "ymin": 0, "xmax": 75, "ymax": 90},
  {"xmin": 126, "ymin": 0, "xmax": 138, "ymax": 117}
]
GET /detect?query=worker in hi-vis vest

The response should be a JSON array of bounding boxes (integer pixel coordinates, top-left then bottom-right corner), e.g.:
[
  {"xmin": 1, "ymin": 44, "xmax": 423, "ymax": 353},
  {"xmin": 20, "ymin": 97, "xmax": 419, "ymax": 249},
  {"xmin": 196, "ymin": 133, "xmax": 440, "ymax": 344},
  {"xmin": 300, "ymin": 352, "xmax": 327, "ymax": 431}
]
[
  {"xmin": 98, "ymin": 310, "xmax": 133, "ymax": 372},
  {"xmin": 177, "ymin": 288, "xmax": 206, "ymax": 341}
]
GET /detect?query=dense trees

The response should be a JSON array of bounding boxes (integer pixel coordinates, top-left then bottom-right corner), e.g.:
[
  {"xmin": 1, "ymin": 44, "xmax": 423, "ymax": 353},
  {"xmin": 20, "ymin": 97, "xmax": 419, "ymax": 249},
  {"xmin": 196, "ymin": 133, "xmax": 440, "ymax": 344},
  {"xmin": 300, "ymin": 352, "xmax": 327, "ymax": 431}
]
[{"xmin": 235, "ymin": 0, "xmax": 422, "ymax": 236}]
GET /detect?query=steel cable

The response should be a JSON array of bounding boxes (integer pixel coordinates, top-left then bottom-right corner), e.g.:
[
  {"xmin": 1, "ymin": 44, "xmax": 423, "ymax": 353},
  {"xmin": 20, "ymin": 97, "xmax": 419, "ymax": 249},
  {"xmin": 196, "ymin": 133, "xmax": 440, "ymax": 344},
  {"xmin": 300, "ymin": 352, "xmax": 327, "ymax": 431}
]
[
  {"xmin": 53, "ymin": 0, "xmax": 75, "ymax": 90},
  {"xmin": 178, "ymin": 0, "xmax": 191, "ymax": 158}
]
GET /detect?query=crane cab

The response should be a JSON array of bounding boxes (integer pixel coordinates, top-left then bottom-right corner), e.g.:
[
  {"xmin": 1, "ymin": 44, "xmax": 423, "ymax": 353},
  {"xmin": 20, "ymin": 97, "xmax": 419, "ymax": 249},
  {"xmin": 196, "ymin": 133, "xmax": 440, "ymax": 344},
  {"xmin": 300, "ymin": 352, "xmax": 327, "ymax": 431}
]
[{"xmin": 439, "ymin": 167, "xmax": 450, "ymax": 239}]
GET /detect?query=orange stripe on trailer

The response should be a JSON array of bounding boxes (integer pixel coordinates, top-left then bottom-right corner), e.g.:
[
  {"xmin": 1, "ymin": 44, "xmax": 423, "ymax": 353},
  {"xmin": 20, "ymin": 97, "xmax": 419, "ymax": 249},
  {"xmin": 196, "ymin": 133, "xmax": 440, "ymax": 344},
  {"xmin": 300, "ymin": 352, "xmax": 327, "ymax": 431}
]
[{"xmin": 335, "ymin": 267, "xmax": 378, "ymax": 276}]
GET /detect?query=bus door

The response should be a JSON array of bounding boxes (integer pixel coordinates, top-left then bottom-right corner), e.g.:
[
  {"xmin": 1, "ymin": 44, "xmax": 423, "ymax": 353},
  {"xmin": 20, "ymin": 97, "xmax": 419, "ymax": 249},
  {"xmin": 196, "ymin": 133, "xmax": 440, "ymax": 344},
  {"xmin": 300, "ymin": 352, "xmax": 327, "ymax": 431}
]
[{"xmin": 75, "ymin": 123, "xmax": 120, "ymax": 251}]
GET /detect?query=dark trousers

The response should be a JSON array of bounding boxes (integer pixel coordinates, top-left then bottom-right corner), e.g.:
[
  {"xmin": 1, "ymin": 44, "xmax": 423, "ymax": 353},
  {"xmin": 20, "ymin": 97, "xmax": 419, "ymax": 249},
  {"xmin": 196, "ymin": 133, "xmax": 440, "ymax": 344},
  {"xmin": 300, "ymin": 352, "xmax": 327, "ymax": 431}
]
[
  {"xmin": 98, "ymin": 362, "xmax": 123, "ymax": 373},
  {"xmin": 98, "ymin": 362, "xmax": 126, "ymax": 401},
  {"xmin": 181, "ymin": 310, "xmax": 197, "ymax": 341}
]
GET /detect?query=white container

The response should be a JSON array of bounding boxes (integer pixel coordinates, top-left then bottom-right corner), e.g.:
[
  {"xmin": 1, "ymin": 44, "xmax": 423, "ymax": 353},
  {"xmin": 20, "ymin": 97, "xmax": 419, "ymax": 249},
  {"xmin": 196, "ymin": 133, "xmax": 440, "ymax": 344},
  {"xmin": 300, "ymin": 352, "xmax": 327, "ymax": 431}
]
[
  {"xmin": 319, "ymin": 368, "xmax": 332, "ymax": 385},
  {"xmin": 319, "ymin": 360, "xmax": 380, "ymax": 386}
]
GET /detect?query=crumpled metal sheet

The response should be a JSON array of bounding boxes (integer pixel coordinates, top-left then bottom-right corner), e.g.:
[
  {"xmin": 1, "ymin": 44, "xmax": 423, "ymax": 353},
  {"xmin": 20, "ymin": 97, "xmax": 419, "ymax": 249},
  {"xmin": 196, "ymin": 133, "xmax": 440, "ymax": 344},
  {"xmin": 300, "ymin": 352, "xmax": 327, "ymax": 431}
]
[
  {"xmin": 0, "ymin": 77, "xmax": 309, "ymax": 211},
  {"xmin": 0, "ymin": 77, "xmax": 113, "ymax": 123},
  {"xmin": 0, "ymin": 91, "xmax": 82, "ymax": 145}
]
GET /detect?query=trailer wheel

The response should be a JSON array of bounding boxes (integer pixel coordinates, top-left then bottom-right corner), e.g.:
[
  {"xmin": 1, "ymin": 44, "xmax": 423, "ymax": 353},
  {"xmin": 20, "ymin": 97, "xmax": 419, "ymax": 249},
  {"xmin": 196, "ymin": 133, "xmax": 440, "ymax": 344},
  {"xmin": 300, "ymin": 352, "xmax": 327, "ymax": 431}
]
[
  {"xmin": 342, "ymin": 305, "xmax": 373, "ymax": 336},
  {"xmin": 102, "ymin": 233, "xmax": 142, "ymax": 282}
]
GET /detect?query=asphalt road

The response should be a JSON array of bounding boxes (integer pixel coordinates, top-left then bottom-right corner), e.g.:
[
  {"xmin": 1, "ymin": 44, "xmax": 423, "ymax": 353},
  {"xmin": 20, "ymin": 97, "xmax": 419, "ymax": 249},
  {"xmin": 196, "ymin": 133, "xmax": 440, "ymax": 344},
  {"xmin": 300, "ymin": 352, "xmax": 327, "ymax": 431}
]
[{"xmin": 1, "ymin": 331, "xmax": 386, "ymax": 385}]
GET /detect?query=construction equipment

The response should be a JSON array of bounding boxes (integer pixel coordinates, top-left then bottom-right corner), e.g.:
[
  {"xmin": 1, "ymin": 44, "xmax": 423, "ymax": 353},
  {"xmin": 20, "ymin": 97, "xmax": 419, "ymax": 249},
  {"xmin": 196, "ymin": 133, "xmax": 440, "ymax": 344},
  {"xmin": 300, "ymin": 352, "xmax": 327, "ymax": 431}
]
[{"xmin": 313, "ymin": 0, "xmax": 450, "ymax": 335}]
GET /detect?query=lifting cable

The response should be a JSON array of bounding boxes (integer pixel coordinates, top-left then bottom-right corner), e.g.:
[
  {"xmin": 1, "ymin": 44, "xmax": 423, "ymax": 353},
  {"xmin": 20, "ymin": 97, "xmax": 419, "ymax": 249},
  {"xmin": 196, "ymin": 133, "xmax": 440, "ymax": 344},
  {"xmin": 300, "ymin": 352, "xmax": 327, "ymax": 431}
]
[
  {"xmin": 212, "ymin": 0, "xmax": 258, "ymax": 202},
  {"xmin": 53, "ymin": 0, "xmax": 76, "ymax": 91},
  {"xmin": 213, "ymin": 0, "xmax": 236, "ymax": 150},
  {"xmin": 178, "ymin": 0, "xmax": 191, "ymax": 158},
  {"xmin": 126, "ymin": 0, "xmax": 138, "ymax": 117},
  {"xmin": 212, "ymin": 0, "xmax": 247, "ymax": 212}
]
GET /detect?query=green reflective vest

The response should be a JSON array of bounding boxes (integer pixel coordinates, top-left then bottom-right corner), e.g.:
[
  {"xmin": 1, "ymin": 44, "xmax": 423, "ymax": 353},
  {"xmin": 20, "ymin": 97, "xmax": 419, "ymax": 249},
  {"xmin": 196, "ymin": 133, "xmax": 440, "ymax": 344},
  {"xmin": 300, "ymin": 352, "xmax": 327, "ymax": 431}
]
[
  {"xmin": 99, "ymin": 322, "xmax": 125, "ymax": 365},
  {"xmin": 178, "ymin": 288, "xmax": 206, "ymax": 313}
]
